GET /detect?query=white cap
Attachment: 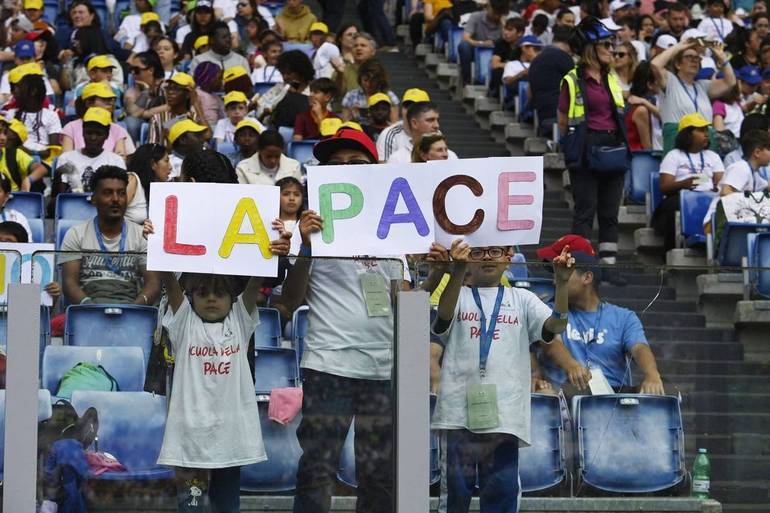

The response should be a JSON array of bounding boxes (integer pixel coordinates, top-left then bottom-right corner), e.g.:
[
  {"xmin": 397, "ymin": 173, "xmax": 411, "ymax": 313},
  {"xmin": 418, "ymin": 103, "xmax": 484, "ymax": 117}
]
[
  {"xmin": 682, "ymin": 28, "xmax": 708, "ymax": 41},
  {"xmin": 655, "ymin": 34, "xmax": 677, "ymax": 49},
  {"xmin": 609, "ymin": 0, "xmax": 634, "ymax": 13},
  {"xmin": 600, "ymin": 17, "xmax": 622, "ymax": 30}
]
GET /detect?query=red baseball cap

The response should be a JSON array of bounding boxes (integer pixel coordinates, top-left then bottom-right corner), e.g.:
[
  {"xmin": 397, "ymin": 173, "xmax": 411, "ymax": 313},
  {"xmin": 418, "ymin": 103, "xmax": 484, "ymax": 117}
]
[
  {"xmin": 536, "ymin": 234, "xmax": 596, "ymax": 260},
  {"xmin": 313, "ymin": 128, "xmax": 378, "ymax": 164}
]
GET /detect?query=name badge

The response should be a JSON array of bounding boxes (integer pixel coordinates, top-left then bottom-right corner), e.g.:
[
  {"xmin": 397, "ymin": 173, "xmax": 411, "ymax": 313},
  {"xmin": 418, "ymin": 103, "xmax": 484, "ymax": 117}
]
[
  {"xmin": 466, "ymin": 383, "xmax": 499, "ymax": 430},
  {"xmin": 360, "ymin": 273, "xmax": 391, "ymax": 317}
]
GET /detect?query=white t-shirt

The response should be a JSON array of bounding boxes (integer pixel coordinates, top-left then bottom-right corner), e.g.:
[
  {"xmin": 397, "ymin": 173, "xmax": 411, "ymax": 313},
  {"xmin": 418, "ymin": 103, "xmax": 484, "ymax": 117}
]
[
  {"xmin": 659, "ymin": 149, "xmax": 723, "ymax": 192},
  {"xmin": 387, "ymin": 145, "xmax": 458, "ymax": 164},
  {"xmin": 696, "ymin": 17, "xmax": 733, "ymax": 42},
  {"xmin": 660, "ymin": 71, "xmax": 713, "ymax": 125},
  {"xmin": 257, "ymin": 5, "xmax": 275, "ymax": 28},
  {"xmin": 302, "ymin": 257, "xmax": 410, "ymax": 380},
  {"xmin": 5, "ymin": 109, "xmax": 62, "ymax": 153},
  {"xmin": 214, "ymin": 118, "xmax": 237, "ymax": 143},
  {"xmin": 312, "ymin": 42, "xmax": 341, "ymax": 79},
  {"xmin": 431, "ymin": 286, "xmax": 551, "ymax": 443},
  {"xmin": 57, "ymin": 150, "xmax": 126, "ymax": 193},
  {"xmin": 176, "ymin": 20, "xmax": 238, "ymax": 46},
  {"xmin": 125, "ymin": 172, "xmax": 147, "ymax": 225},
  {"xmin": 158, "ymin": 295, "xmax": 266, "ymax": 468},
  {"xmin": 376, "ymin": 121, "xmax": 410, "ymax": 162},
  {"xmin": 704, "ymin": 159, "xmax": 770, "ymax": 225},
  {"xmin": 0, "ymin": 207, "xmax": 31, "ymax": 240},
  {"xmin": 502, "ymin": 60, "xmax": 529, "ymax": 80},
  {"xmin": 251, "ymin": 66, "xmax": 283, "ymax": 84},
  {"xmin": 631, "ymin": 39, "xmax": 647, "ymax": 61}
]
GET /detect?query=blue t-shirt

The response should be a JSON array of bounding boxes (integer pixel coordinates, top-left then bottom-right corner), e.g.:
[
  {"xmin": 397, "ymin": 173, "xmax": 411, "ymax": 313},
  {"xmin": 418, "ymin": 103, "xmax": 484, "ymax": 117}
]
[{"xmin": 543, "ymin": 302, "xmax": 648, "ymax": 387}]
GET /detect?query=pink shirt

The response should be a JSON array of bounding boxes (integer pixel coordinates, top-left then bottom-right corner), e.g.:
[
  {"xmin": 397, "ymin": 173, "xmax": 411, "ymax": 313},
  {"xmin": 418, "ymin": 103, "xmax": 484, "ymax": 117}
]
[
  {"xmin": 61, "ymin": 120, "xmax": 135, "ymax": 153},
  {"xmin": 558, "ymin": 72, "xmax": 619, "ymax": 131}
]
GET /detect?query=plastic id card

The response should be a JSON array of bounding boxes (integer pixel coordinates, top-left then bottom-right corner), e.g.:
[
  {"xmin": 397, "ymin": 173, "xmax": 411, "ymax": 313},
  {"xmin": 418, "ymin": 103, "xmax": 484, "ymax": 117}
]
[
  {"xmin": 467, "ymin": 383, "xmax": 499, "ymax": 430},
  {"xmin": 360, "ymin": 273, "xmax": 391, "ymax": 317}
]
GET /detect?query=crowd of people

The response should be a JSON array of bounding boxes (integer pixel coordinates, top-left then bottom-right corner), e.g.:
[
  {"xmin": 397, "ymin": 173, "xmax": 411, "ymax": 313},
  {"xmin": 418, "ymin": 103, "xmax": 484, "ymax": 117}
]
[{"xmin": 0, "ymin": 0, "xmax": 757, "ymax": 511}]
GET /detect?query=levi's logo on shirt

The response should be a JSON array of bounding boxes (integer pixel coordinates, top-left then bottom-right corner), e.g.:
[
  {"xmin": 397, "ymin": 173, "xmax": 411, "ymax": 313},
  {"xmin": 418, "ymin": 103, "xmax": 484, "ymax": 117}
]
[{"xmin": 566, "ymin": 323, "xmax": 607, "ymax": 345}]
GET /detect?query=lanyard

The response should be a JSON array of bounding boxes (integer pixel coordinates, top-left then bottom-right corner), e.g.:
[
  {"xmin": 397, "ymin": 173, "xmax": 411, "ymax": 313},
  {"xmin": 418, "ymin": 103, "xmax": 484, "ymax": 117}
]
[
  {"xmin": 266, "ymin": 66, "xmax": 277, "ymax": 83},
  {"xmin": 93, "ymin": 217, "xmax": 127, "ymax": 274},
  {"xmin": 745, "ymin": 158, "xmax": 760, "ymax": 192},
  {"xmin": 676, "ymin": 75, "xmax": 699, "ymax": 114},
  {"xmin": 686, "ymin": 152, "xmax": 705, "ymax": 175},
  {"xmin": 711, "ymin": 17, "xmax": 725, "ymax": 40},
  {"xmin": 0, "ymin": 210, "xmax": 5, "ymax": 222},
  {"xmin": 471, "ymin": 286, "xmax": 505, "ymax": 378}
]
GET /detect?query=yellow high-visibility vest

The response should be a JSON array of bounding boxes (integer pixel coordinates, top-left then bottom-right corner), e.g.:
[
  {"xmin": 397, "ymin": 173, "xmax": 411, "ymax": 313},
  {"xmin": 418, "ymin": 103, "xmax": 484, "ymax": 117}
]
[{"xmin": 560, "ymin": 67, "xmax": 625, "ymax": 127}]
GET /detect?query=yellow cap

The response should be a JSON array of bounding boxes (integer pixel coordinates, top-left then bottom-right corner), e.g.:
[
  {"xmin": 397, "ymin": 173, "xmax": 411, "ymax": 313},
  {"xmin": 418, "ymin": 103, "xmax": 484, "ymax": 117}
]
[
  {"xmin": 140, "ymin": 11, "xmax": 160, "ymax": 25},
  {"xmin": 168, "ymin": 119, "xmax": 206, "ymax": 145},
  {"xmin": 340, "ymin": 121, "xmax": 363, "ymax": 132},
  {"xmin": 81, "ymin": 81, "xmax": 116, "ymax": 99},
  {"xmin": 678, "ymin": 112, "xmax": 711, "ymax": 132},
  {"xmin": 402, "ymin": 88, "xmax": 430, "ymax": 104},
  {"xmin": 309, "ymin": 21, "xmax": 328, "ymax": 33},
  {"xmin": 86, "ymin": 55, "xmax": 115, "ymax": 71},
  {"xmin": 194, "ymin": 35, "xmax": 209, "ymax": 50},
  {"xmin": 168, "ymin": 72, "xmax": 195, "ymax": 88},
  {"xmin": 5, "ymin": 118, "xmax": 28, "ymax": 143},
  {"xmin": 82, "ymin": 107, "xmax": 112, "ymax": 127},
  {"xmin": 319, "ymin": 117, "xmax": 342, "ymax": 137},
  {"xmin": 8, "ymin": 62, "xmax": 43, "ymax": 84},
  {"xmin": 224, "ymin": 90, "xmax": 248, "ymax": 106},
  {"xmin": 367, "ymin": 92, "xmax": 392, "ymax": 108},
  {"xmin": 235, "ymin": 118, "xmax": 263, "ymax": 134},
  {"xmin": 223, "ymin": 66, "xmax": 248, "ymax": 83},
  {"xmin": 24, "ymin": 0, "xmax": 43, "ymax": 9}
]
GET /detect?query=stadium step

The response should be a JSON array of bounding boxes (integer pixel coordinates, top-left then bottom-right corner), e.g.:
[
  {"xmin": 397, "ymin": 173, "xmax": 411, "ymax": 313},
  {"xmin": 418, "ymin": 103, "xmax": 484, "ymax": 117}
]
[
  {"xmin": 643, "ymin": 327, "xmax": 736, "ymax": 342},
  {"xmin": 682, "ymin": 413, "xmax": 770, "ymax": 434},
  {"xmin": 689, "ymin": 433, "xmax": 770, "ymax": 455},
  {"xmin": 650, "ymin": 341, "xmax": 743, "ymax": 360},
  {"xmin": 657, "ymin": 360, "xmax": 770, "ymax": 376},
  {"xmin": 685, "ymin": 393, "xmax": 770, "ymax": 414},
  {"xmin": 665, "ymin": 375, "xmax": 770, "ymax": 393}
]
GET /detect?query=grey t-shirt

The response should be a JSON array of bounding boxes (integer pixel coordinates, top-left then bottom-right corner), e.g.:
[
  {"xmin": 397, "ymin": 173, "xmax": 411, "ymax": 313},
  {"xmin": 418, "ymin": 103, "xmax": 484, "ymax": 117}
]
[
  {"xmin": 464, "ymin": 11, "xmax": 502, "ymax": 42},
  {"xmin": 60, "ymin": 218, "xmax": 147, "ymax": 303},
  {"xmin": 660, "ymin": 70, "xmax": 713, "ymax": 125}
]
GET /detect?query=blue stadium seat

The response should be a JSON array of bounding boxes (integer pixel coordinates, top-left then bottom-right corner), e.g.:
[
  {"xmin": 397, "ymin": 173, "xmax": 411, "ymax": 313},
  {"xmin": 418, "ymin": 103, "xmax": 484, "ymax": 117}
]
[
  {"xmin": 473, "ymin": 46, "xmax": 493, "ymax": 85},
  {"xmin": 170, "ymin": 0, "xmax": 181, "ymax": 13},
  {"xmin": 70, "ymin": 391, "xmax": 173, "ymax": 480},
  {"xmin": 446, "ymin": 26, "xmax": 464, "ymax": 63},
  {"xmin": 647, "ymin": 172, "xmax": 662, "ymax": 219},
  {"xmin": 519, "ymin": 394, "xmax": 568, "ymax": 492},
  {"xmin": 747, "ymin": 232, "xmax": 770, "ymax": 298},
  {"xmin": 43, "ymin": 0, "xmax": 58, "ymax": 24},
  {"xmin": 216, "ymin": 140, "xmax": 237, "ymax": 156},
  {"xmin": 505, "ymin": 253, "xmax": 555, "ymax": 302},
  {"xmin": 139, "ymin": 122, "xmax": 149, "ymax": 145},
  {"xmin": 63, "ymin": 89, "xmax": 76, "ymax": 117},
  {"xmin": 679, "ymin": 190, "xmax": 716, "ymax": 247},
  {"xmin": 7, "ymin": 192, "xmax": 44, "ymax": 219},
  {"xmin": 282, "ymin": 42, "xmax": 313, "ymax": 56},
  {"xmin": 716, "ymin": 216, "xmax": 770, "ymax": 268},
  {"xmin": 574, "ymin": 394, "xmax": 686, "ymax": 494},
  {"xmin": 291, "ymin": 306, "xmax": 308, "ymax": 367},
  {"xmin": 337, "ymin": 418, "xmax": 356, "ymax": 487},
  {"xmin": 56, "ymin": 219, "xmax": 81, "ymax": 249},
  {"xmin": 54, "ymin": 193, "xmax": 95, "ymax": 248},
  {"xmin": 42, "ymin": 346, "xmax": 146, "ymax": 395},
  {"xmin": 254, "ymin": 82, "xmax": 278, "ymax": 96},
  {"xmin": 263, "ymin": 2, "xmax": 282, "ymax": 17},
  {"xmin": 240, "ymin": 402, "xmax": 302, "ymax": 491},
  {"xmin": 0, "ymin": 390, "xmax": 52, "ymax": 480},
  {"xmin": 28, "ymin": 219, "xmax": 45, "ymax": 243},
  {"xmin": 253, "ymin": 347, "xmax": 299, "ymax": 394},
  {"xmin": 278, "ymin": 126, "xmax": 295, "ymax": 145},
  {"xmin": 255, "ymin": 307, "xmax": 282, "ymax": 347},
  {"xmin": 0, "ymin": 306, "xmax": 51, "ymax": 371},
  {"xmin": 518, "ymin": 80, "xmax": 533, "ymax": 123},
  {"xmin": 64, "ymin": 304, "xmax": 158, "ymax": 359},
  {"xmin": 286, "ymin": 140, "xmax": 317, "ymax": 165},
  {"xmin": 629, "ymin": 151, "xmax": 661, "ymax": 205}
]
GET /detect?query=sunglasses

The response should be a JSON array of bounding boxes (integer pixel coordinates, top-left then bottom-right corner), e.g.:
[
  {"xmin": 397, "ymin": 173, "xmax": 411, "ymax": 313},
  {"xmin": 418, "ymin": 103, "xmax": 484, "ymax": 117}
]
[
  {"xmin": 237, "ymin": 2, "xmax": 248, "ymax": 6},
  {"xmin": 613, "ymin": 51, "xmax": 628, "ymax": 58},
  {"xmin": 326, "ymin": 159, "xmax": 372, "ymax": 166},
  {"xmin": 597, "ymin": 41, "xmax": 614, "ymax": 49}
]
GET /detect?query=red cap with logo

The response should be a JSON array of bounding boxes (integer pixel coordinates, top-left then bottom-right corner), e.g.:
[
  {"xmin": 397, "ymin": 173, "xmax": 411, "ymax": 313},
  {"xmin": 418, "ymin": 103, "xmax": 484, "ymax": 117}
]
[
  {"xmin": 312, "ymin": 128, "xmax": 378, "ymax": 164},
  {"xmin": 536, "ymin": 234, "xmax": 596, "ymax": 260}
]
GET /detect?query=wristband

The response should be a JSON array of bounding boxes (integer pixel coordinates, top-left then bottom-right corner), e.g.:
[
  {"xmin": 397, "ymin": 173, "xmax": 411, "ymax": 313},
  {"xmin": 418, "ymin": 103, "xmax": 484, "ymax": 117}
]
[
  {"xmin": 299, "ymin": 244, "xmax": 311, "ymax": 257},
  {"xmin": 139, "ymin": 293, "xmax": 149, "ymax": 304},
  {"xmin": 550, "ymin": 310, "xmax": 568, "ymax": 321},
  {"xmin": 80, "ymin": 296, "xmax": 92, "ymax": 304}
]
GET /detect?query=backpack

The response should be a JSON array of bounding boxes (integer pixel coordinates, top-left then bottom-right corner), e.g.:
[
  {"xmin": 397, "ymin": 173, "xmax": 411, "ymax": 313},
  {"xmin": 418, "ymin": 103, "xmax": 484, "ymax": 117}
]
[{"xmin": 55, "ymin": 362, "xmax": 120, "ymax": 400}]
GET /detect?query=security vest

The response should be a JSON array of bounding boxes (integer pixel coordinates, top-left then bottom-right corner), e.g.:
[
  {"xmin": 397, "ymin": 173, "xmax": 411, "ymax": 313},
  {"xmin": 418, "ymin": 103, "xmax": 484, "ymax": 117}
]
[{"xmin": 560, "ymin": 67, "xmax": 625, "ymax": 127}]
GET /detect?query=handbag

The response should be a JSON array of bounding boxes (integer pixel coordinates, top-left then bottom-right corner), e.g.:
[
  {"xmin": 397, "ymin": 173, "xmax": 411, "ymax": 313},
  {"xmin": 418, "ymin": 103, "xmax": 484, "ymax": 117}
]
[
  {"xmin": 561, "ymin": 122, "xmax": 587, "ymax": 171},
  {"xmin": 579, "ymin": 73, "xmax": 629, "ymax": 174}
]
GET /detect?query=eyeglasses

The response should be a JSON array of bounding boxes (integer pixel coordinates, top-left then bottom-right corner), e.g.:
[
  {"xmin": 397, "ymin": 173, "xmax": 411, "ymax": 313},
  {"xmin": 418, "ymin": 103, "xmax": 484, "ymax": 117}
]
[
  {"xmin": 613, "ymin": 51, "xmax": 628, "ymax": 58},
  {"xmin": 326, "ymin": 159, "xmax": 372, "ymax": 166},
  {"xmin": 469, "ymin": 247, "xmax": 506, "ymax": 259},
  {"xmin": 682, "ymin": 54, "xmax": 702, "ymax": 61},
  {"xmin": 130, "ymin": 66, "xmax": 148, "ymax": 74}
]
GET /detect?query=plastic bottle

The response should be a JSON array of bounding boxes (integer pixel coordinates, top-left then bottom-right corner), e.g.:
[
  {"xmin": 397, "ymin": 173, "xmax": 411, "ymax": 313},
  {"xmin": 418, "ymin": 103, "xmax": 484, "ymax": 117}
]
[{"xmin": 692, "ymin": 448, "xmax": 711, "ymax": 499}]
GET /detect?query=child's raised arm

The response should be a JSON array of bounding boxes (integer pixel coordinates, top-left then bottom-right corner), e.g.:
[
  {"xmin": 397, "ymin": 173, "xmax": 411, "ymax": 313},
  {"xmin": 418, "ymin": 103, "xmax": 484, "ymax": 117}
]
[
  {"xmin": 144, "ymin": 219, "xmax": 184, "ymax": 312},
  {"xmin": 434, "ymin": 238, "xmax": 470, "ymax": 334},
  {"xmin": 242, "ymin": 219, "xmax": 292, "ymax": 314}
]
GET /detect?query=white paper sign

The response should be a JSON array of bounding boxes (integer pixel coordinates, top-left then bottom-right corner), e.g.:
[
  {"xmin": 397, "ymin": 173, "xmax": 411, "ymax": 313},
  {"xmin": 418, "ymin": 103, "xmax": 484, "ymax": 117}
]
[
  {"xmin": 0, "ymin": 244, "xmax": 55, "ymax": 306},
  {"xmin": 146, "ymin": 183, "xmax": 281, "ymax": 277},
  {"xmin": 307, "ymin": 157, "xmax": 543, "ymax": 257}
]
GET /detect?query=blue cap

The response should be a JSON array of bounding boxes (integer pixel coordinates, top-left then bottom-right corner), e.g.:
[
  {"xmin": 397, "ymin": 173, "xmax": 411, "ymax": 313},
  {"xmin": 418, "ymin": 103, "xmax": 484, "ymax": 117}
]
[
  {"xmin": 737, "ymin": 65, "xmax": 761, "ymax": 85},
  {"xmin": 14, "ymin": 40, "xmax": 34, "ymax": 59},
  {"xmin": 581, "ymin": 18, "xmax": 616, "ymax": 42},
  {"xmin": 518, "ymin": 35, "xmax": 543, "ymax": 47}
]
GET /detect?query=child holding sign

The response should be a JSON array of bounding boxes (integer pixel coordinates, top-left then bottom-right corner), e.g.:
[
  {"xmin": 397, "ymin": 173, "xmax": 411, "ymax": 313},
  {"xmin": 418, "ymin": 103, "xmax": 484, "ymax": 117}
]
[
  {"xmin": 143, "ymin": 219, "xmax": 291, "ymax": 513},
  {"xmin": 431, "ymin": 240, "xmax": 574, "ymax": 513}
]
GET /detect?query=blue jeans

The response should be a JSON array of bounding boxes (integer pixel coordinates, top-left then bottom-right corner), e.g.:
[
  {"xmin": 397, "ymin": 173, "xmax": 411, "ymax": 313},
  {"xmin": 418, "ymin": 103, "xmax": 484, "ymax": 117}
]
[
  {"xmin": 177, "ymin": 466, "xmax": 241, "ymax": 513},
  {"xmin": 357, "ymin": 0, "xmax": 396, "ymax": 46},
  {"xmin": 438, "ymin": 430, "xmax": 521, "ymax": 513},
  {"xmin": 124, "ymin": 115, "xmax": 144, "ymax": 146},
  {"xmin": 458, "ymin": 40, "xmax": 474, "ymax": 84}
]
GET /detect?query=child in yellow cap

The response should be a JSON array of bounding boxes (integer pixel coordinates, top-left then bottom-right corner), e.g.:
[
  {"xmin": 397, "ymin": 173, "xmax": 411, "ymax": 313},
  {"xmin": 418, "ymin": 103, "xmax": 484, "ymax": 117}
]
[
  {"xmin": 0, "ymin": 118, "xmax": 47, "ymax": 192},
  {"xmin": 127, "ymin": 12, "xmax": 163, "ymax": 53},
  {"xmin": 214, "ymin": 91, "xmax": 264, "ymax": 145},
  {"xmin": 56, "ymin": 108, "xmax": 126, "ymax": 193}
]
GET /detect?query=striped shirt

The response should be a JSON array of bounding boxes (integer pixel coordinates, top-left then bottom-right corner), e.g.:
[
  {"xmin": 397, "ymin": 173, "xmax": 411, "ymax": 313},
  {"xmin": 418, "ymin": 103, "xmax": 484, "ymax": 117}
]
[{"xmin": 376, "ymin": 121, "xmax": 411, "ymax": 162}]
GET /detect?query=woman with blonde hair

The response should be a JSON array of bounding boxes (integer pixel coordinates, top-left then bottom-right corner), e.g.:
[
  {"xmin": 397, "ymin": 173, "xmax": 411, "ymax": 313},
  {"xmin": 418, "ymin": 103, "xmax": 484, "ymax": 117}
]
[
  {"xmin": 613, "ymin": 40, "xmax": 638, "ymax": 94},
  {"xmin": 411, "ymin": 132, "xmax": 449, "ymax": 162}
]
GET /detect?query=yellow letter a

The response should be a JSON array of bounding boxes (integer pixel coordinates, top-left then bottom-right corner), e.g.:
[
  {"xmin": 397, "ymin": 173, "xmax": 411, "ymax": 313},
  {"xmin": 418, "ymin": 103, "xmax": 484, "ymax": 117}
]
[{"xmin": 218, "ymin": 198, "xmax": 273, "ymax": 259}]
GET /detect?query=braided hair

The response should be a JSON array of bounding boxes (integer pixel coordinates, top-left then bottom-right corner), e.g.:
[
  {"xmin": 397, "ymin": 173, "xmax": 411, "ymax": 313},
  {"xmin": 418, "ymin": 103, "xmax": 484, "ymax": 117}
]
[
  {"xmin": 180, "ymin": 149, "xmax": 239, "ymax": 184},
  {"xmin": 15, "ymin": 75, "xmax": 47, "ymax": 144}
]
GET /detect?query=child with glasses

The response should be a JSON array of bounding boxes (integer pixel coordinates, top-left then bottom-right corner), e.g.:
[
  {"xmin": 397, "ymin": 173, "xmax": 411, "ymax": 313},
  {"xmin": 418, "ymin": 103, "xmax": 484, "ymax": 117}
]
[{"xmin": 431, "ymin": 240, "xmax": 574, "ymax": 513}]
